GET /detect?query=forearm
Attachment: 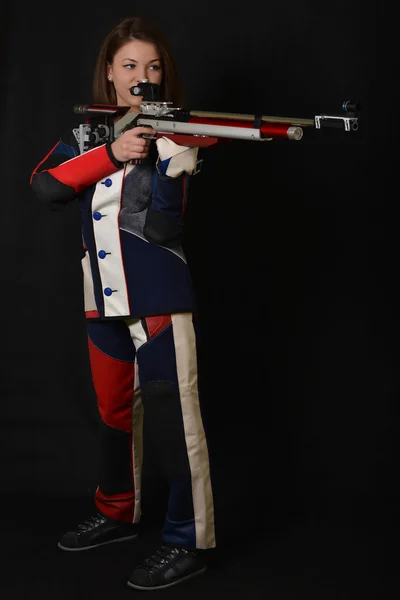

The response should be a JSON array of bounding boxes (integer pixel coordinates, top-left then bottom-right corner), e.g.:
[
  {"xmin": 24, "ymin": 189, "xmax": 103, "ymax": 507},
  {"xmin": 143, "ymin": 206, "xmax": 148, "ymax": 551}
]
[
  {"xmin": 144, "ymin": 137, "xmax": 198, "ymax": 248},
  {"xmin": 31, "ymin": 142, "xmax": 123, "ymax": 205}
]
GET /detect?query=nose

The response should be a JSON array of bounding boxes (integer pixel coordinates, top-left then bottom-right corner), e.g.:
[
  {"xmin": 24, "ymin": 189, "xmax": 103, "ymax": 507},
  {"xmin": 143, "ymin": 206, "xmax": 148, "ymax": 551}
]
[{"xmin": 134, "ymin": 69, "xmax": 147, "ymax": 83}]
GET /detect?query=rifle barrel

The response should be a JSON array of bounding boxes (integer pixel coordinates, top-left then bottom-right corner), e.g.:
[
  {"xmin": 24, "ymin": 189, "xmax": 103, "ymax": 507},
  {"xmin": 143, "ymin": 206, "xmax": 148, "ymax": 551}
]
[{"xmin": 190, "ymin": 110, "xmax": 314, "ymax": 127}]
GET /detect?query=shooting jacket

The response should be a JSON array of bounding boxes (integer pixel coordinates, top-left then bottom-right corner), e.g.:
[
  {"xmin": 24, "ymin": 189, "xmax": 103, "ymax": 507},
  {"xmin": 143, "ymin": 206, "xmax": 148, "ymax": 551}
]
[{"xmin": 30, "ymin": 128, "xmax": 196, "ymax": 319}]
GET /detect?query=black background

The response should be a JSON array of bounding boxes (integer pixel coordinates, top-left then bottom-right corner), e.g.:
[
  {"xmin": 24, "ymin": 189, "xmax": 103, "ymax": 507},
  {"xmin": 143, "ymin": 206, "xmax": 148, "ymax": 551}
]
[{"xmin": 1, "ymin": 1, "xmax": 398, "ymax": 598}]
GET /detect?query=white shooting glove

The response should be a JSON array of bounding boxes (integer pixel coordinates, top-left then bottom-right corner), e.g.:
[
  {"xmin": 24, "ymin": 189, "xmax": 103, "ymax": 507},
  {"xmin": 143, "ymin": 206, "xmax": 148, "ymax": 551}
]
[{"xmin": 156, "ymin": 137, "xmax": 199, "ymax": 178}]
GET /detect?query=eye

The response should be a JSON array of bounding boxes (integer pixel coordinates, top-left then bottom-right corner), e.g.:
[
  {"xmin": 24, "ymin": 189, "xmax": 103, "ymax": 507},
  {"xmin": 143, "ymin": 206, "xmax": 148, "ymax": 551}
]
[
  {"xmin": 124, "ymin": 64, "xmax": 135, "ymax": 69},
  {"xmin": 149, "ymin": 64, "xmax": 161, "ymax": 71}
]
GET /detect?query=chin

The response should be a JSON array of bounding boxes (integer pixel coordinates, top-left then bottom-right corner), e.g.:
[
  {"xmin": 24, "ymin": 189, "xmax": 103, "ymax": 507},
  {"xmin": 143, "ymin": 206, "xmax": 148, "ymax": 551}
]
[
  {"xmin": 127, "ymin": 103, "xmax": 141, "ymax": 112},
  {"xmin": 129, "ymin": 98, "xmax": 142, "ymax": 110}
]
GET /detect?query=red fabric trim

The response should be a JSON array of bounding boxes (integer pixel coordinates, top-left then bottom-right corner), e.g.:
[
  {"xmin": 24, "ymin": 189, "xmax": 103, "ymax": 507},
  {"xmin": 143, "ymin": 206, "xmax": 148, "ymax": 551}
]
[
  {"xmin": 86, "ymin": 310, "xmax": 100, "ymax": 319},
  {"xmin": 48, "ymin": 145, "xmax": 120, "ymax": 193},
  {"xmin": 88, "ymin": 338, "xmax": 134, "ymax": 432},
  {"xmin": 145, "ymin": 315, "xmax": 172, "ymax": 339},
  {"xmin": 95, "ymin": 488, "xmax": 135, "ymax": 522},
  {"xmin": 30, "ymin": 140, "xmax": 60, "ymax": 184}
]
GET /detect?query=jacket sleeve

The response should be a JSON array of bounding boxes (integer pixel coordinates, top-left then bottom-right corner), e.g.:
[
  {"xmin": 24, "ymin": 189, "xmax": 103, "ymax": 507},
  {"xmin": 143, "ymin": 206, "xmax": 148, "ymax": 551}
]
[
  {"xmin": 30, "ymin": 129, "xmax": 124, "ymax": 208},
  {"xmin": 143, "ymin": 137, "xmax": 199, "ymax": 248}
]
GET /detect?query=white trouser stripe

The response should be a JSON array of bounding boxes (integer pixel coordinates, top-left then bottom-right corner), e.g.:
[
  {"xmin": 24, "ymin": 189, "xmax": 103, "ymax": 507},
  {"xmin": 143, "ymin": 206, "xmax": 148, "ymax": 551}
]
[{"xmin": 171, "ymin": 313, "xmax": 216, "ymax": 549}]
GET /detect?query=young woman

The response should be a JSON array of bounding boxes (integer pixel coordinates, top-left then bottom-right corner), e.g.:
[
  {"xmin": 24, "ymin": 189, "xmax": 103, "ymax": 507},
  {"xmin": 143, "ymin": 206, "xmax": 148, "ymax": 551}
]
[{"xmin": 30, "ymin": 15, "xmax": 215, "ymax": 591}]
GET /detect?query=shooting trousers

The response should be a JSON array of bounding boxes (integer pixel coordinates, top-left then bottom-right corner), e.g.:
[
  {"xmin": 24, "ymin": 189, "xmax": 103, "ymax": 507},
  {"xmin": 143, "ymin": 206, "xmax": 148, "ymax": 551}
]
[{"xmin": 88, "ymin": 312, "xmax": 216, "ymax": 550}]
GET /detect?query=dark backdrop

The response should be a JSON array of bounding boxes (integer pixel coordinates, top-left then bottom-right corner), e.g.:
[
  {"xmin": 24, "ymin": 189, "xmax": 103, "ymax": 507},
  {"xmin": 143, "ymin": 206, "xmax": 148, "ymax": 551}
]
[{"xmin": 1, "ymin": 1, "xmax": 398, "ymax": 595}]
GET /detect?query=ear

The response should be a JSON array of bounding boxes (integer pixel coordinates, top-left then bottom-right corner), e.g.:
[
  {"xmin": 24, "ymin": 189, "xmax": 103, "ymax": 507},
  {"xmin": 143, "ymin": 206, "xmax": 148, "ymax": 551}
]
[{"xmin": 106, "ymin": 63, "xmax": 113, "ymax": 82}]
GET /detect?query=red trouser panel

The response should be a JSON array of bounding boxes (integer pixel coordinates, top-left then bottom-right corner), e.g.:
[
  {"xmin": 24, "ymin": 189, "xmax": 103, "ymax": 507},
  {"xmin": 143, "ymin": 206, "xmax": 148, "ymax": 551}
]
[
  {"xmin": 95, "ymin": 488, "xmax": 135, "ymax": 523},
  {"xmin": 88, "ymin": 337, "xmax": 136, "ymax": 522},
  {"xmin": 88, "ymin": 337, "xmax": 134, "ymax": 432},
  {"xmin": 145, "ymin": 315, "xmax": 172, "ymax": 338}
]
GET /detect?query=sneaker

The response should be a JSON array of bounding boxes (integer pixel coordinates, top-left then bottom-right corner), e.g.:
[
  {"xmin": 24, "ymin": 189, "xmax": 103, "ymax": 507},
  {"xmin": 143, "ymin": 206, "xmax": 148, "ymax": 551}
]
[
  {"xmin": 58, "ymin": 512, "xmax": 139, "ymax": 551},
  {"xmin": 127, "ymin": 545, "xmax": 207, "ymax": 590}
]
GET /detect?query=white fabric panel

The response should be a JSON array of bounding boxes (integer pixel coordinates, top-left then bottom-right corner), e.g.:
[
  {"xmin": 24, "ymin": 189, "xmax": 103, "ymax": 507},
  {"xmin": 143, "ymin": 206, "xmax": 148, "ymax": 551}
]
[
  {"xmin": 81, "ymin": 252, "xmax": 97, "ymax": 312},
  {"xmin": 171, "ymin": 313, "xmax": 216, "ymax": 549},
  {"xmin": 91, "ymin": 167, "xmax": 130, "ymax": 316},
  {"xmin": 156, "ymin": 137, "xmax": 199, "ymax": 177},
  {"xmin": 126, "ymin": 317, "xmax": 148, "ymax": 351}
]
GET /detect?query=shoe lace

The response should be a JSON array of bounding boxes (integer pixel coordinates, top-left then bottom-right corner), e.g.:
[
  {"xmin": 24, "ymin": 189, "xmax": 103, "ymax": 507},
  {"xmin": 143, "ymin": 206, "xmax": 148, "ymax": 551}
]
[
  {"xmin": 142, "ymin": 545, "xmax": 186, "ymax": 572},
  {"xmin": 76, "ymin": 513, "xmax": 106, "ymax": 535}
]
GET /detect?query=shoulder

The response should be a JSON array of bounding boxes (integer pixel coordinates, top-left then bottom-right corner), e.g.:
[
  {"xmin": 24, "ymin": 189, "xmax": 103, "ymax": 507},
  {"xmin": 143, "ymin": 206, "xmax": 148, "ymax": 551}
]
[{"xmin": 56, "ymin": 123, "xmax": 81, "ymax": 158}]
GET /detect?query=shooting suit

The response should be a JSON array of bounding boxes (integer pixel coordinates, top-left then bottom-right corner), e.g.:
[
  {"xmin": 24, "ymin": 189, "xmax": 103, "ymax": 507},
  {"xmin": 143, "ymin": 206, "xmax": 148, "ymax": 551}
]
[{"xmin": 30, "ymin": 128, "xmax": 215, "ymax": 551}]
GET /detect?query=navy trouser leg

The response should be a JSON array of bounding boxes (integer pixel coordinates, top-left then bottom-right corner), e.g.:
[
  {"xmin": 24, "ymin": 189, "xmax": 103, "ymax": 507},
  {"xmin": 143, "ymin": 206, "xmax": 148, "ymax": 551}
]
[{"xmin": 130, "ymin": 314, "xmax": 215, "ymax": 550}]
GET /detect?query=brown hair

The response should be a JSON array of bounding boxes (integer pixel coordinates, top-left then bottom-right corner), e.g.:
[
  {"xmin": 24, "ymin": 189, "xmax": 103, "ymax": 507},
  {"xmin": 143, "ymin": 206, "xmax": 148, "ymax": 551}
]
[{"xmin": 92, "ymin": 16, "xmax": 183, "ymax": 107}]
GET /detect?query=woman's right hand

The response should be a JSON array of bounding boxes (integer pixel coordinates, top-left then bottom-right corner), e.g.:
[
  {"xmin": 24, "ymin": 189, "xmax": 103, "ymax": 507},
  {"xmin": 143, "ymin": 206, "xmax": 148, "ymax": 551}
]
[{"xmin": 110, "ymin": 126, "xmax": 156, "ymax": 163}]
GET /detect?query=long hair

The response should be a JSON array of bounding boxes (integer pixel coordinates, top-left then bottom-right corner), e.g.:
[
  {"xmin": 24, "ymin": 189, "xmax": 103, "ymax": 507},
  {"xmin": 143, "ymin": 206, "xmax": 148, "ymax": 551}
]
[{"xmin": 92, "ymin": 16, "xmax": 183, "ymax": 106}]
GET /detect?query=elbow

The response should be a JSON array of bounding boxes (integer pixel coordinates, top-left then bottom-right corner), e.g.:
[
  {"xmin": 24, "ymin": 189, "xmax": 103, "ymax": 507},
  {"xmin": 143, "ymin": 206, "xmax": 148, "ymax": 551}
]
[{"xmin": 30, "ymin": 171, "xmax": 77, "ymax": 206}]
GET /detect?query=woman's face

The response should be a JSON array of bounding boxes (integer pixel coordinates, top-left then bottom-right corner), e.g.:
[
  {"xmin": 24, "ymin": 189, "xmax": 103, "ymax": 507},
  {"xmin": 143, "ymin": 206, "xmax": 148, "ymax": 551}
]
[{"xmin": 108, "ymin": 39, "xmax": 162, "ymax": 111}]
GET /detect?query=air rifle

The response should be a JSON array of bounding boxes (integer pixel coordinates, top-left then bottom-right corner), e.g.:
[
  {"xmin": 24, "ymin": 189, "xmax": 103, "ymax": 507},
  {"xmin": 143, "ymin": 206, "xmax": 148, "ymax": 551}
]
[{"xmin": 73, "ymin": 79, "xmax": 360, "ymax": 156}]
